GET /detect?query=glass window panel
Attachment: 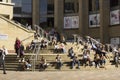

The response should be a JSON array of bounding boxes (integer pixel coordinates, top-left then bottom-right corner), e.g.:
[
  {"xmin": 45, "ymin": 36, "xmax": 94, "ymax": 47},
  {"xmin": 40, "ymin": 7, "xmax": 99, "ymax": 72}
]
[
  {"xmin": 110, "ymin": 0, "xmax": 118, "ymax": 8},
  {"xmin": 40, "ymin": 0, "xmax": 47, "ymax": 16}
]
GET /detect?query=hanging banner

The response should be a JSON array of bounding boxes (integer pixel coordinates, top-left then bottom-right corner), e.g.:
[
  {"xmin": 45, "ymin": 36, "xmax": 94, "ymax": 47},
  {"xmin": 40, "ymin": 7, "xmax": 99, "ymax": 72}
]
[
  {"xmin": 89, "ymin": 14, "xmax": 100, "ymax": 27},
  {"xmin": 64, "ymin": 16, "xmax": 79, "ymax": 29},
  {"xmin": 110, "ymin": 9, "xmax": 120, "ymax": 25}
]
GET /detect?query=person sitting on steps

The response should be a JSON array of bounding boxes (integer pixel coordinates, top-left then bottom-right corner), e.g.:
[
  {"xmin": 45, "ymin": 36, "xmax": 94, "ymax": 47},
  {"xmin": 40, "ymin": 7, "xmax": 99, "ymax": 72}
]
[{"xmin": 39, "ymin": 56, "xmax": 48, "ymax": 71}]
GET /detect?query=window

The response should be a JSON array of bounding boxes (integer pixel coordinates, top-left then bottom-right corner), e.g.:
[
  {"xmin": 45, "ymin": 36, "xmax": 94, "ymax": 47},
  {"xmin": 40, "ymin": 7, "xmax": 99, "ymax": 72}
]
[
  {"xmin": 95, "ymin": 0, "xmax": 99, "ymax": 11},
  {"xmin": 40, "ymin": 0, "xmax": 47, "ymax": 16},
  {"xmin": 47, "ymin": 17, "xmax": 54, "ymax": 28},
  {"xmin": 89, "ymin": 0, "xmax": 92, "ymax": 11},
  {"xmin": 47, "ymin": 4, "xmax": 54, "ymax": 14},
  {"xmin": 110, "ymin": 0, "xmax": 118, "ymax": 8},
  {"xmin": 12, "ymin": 0, "xmax": 32, "ymax": 25},
  {"xmin": 47, "ymin": 0, "xmax": 54, "ymax": 14},
  {"xmin": 22, "ymin": 0, "xmax": 32, "ymax": 15},
  {"xmin": 64, "ymin": 0, "xmax": 78, "ymax": 13},
  {"xmin": 64, "ymin": 2, "xmax": 75, "ymax": 13},
  {"xmin": 89, "ymin": 0, "xmax": 99, "ymax": 12},
  {"xmin": 12, "ymin": 0, "xmax": 32, "ymax": 15},
  {"xmin": 13, "ymin": 7, "xmax": 22, "ymax": 14}
]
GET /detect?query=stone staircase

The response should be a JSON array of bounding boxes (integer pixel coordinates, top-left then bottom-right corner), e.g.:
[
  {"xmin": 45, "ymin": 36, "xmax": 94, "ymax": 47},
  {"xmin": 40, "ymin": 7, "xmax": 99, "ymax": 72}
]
[
  {"xmin": 0, "ymin": 54, "xmax": 19, "ymax": 71},
  {"xmin": 0, "ymin": 53, "xmax": 71, "ymax": 71},
  {"xmin": 0, "ymin": 42, "xmax": 118, "ymax": 71}
]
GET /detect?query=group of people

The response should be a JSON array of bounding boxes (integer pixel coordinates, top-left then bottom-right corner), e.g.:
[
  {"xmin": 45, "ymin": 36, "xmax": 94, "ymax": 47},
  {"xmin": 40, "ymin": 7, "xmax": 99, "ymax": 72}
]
[
  {"xmin": 39, "ymin": 54, "xmax": 62, "ymax": 71},
  {"xmin": 68, "ymin": 47, "xmax": 80, "ymax": 69},
  {"xmin": 14, "ymin": 37, "xmax": 32, "ymax": 70},
  {"xmin": 18, "ymin": 57, "xmax": 31, "ymax": 70},
  {"xmin": 10, "ymin": 29, "xmax": 119, "ymax": 71},
  {"xmin": 54, "ymin": 42, "xmax": 66, "ymax": 53},
  {"xmin": 78, "ymin": 36, "xmax": 120, "ymax": 68}
]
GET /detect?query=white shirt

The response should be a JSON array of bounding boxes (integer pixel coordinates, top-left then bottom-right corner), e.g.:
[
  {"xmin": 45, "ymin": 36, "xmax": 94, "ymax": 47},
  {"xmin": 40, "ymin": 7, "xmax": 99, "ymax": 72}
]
[{"xmin": 1, "ymin": 48, "xmax": 8, "ymax": 60}]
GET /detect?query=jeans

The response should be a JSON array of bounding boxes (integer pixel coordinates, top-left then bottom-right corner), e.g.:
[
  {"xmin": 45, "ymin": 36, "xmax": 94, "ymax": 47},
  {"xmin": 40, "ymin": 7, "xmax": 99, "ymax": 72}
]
[
  {"xmin": 0, "ymin": 60, "xmax": 6, "ymax": 74},
  {"xmin": 71, "ymin": 60, "xmax": 80, "ymax": 69},
  {"xmin": 56, "ymin": 62, "xmax": 62, "ymax": 69}
]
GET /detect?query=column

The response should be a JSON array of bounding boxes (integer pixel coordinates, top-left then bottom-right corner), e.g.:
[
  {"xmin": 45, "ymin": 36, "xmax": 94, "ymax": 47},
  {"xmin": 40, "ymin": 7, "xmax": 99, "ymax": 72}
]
[
  {"xmin": 8, "ymin": 0, "xmax": 11, "ymax": 3},
  {"xmin": 99, "ymin": 0, "xmax": 110, "ymax": 44},
  {"xmin": 78, "ymin": 0, "xmax": 89, "ymax": 36},
  {"xmin": 32, "ymin": 0, "xmax": 40, "ymax": 29},
  {"xmin": 2, "ymin": 0, "xmax": 6, "ymax": 2},
  {"xmin": 54, "ymin": 0, "xmax": 64, "ymax": 33}
]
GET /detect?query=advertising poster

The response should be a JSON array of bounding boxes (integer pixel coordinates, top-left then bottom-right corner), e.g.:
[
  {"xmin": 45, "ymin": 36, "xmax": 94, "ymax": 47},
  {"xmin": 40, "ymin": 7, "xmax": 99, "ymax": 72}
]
[
  {"xmin": 110, "ymin": 37, "xmax": 120, "ymax": 45},
  {"xmin": 64, "ymin": 16, "xmax": 79, "ymax": 29},
  {"xmin": 110, "ymin": 9, "xmax": 120, "ymax": 25},
  {"xmin": 89, "ymin": 14, "xmax": 100, "ymax": 27}
]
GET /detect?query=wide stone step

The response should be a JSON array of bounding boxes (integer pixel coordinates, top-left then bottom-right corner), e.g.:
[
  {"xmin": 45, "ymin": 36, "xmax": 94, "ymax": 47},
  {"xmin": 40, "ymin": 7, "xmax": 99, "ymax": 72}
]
[{"xmin": 3, "ymin": 51, "xmax": 116, "ymax": 72}]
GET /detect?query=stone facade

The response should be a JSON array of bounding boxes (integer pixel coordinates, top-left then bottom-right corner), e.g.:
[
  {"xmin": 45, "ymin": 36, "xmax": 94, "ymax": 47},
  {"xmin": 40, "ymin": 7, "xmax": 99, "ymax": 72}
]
[
  {"xmin": 0, "ymin": 1, "xmax": 14, "ymax": 19},
  {"xmin": 0, "ymin": 16, "xmax": 35, "ymax": 51},
  {"xmin": 1, "ymin": 0, "xmax": 119, "ymax": 45}
]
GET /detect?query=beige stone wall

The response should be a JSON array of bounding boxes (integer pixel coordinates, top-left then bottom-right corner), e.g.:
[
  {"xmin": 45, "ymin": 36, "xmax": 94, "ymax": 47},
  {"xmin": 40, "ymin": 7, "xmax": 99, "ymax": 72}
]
[
  {"xmin": 0, "ymin": 2, "xmax": 14, "ymax": 19},
  {"xmin": 0, "ymin": 16, "xmax": 35, "ymax": 51}
]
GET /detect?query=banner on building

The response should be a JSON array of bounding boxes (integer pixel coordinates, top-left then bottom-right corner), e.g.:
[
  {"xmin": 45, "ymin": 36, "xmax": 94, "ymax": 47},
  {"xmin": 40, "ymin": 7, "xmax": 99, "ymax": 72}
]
[
  {"xmin": 110, "ymin": 37, "xmax": 120, "ymax": 45},
  {"xmin": 64, "ymin": 16, "xmax": 79, "ymax": 29},
  {"xmin": 89, "ymin": 14, "xmax": 100, "ymax": 27},
  {"xmin": 110, "ymin": 9, "xmax": 120, "ymax": 25}
]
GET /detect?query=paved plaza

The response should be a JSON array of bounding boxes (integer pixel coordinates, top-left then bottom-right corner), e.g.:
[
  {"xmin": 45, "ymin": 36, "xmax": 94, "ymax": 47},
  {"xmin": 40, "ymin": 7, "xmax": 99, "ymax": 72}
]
[{"xmin": 0, "ymin": 69, "xmax": 120, "ymax": 80}]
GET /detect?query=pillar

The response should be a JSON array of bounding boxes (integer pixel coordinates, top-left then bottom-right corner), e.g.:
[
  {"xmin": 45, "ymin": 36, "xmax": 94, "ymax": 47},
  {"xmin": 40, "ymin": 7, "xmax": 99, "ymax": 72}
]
[
  {"xmin": 32, "ymin": 0, "xmax": 40, "ymax": 29},
  {"xmin": 8, "ymin": 0, "xmax": 11, "ymax": 3},
  {"xmin": 54, "ymin": 0, "xmax": 64, "ymax": 33},
  {"xmin": 99, "ymin": 0, "xmax": 110, "ymax": 44},
  {"xmin": 78, "ymin": 0, "xmax": 89, "ymax": 36}
]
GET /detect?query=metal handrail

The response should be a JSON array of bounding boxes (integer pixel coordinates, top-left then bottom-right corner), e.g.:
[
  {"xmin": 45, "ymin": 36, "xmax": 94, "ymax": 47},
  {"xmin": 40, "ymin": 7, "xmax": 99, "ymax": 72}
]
[
  {"xmin": 11, "ymin": 20, "xmax": 28, "ymax": 29},
  {"xmin": 34, "ymin": 25, "xmax": 49, "ymax": 41},
  {"xmin": 30, "ymin": 42, "xmax": 41, "ymax": 71},
  {"xmin": 29, "ymin": 25, "xmax": 49, "ymax": 71},
  {"xmin": 21, "ymin": 35, "xmax": 34, "ymax": 42}
]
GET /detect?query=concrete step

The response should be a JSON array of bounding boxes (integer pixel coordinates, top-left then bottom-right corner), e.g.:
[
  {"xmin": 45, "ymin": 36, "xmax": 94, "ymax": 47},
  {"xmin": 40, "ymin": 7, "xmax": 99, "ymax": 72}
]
[{"xmin": 4, "ymin": 51, "xmax": 116, "ymax": 71}]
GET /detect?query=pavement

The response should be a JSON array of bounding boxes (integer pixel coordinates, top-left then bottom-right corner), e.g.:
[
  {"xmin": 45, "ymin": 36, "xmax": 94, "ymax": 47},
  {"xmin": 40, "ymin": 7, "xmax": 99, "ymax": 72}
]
[{"xmin": 0, "ymin": 69, "xmax": 120, "ymax": 80}]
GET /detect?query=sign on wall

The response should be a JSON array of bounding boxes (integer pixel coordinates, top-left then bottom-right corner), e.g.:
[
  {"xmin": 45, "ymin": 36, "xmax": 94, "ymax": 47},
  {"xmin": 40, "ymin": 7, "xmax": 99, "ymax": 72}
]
[
  {"xmin": 89, "ymin": 14, "xmax": 100, "ymax": 27},
  {"xmin": 0, "ymin": 34, "xmax": 8, "ymax": 40},
  {"xmin": 110, "ymin": 9, "xmax": 120, "ymax": 25},
  {"xmin": 110, "ymin": 37, "xmax": 120, "ymax": 45},
  {"xmin": 64, "ymin": 16, "xmax": 79, "ymax": 29}
]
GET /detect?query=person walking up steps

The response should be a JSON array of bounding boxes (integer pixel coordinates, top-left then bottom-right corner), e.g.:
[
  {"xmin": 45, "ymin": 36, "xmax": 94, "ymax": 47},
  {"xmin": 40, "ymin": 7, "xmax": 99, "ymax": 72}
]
[{"xmin": 14, "ymin": 37, "xmax": 21, "ymax": 57}]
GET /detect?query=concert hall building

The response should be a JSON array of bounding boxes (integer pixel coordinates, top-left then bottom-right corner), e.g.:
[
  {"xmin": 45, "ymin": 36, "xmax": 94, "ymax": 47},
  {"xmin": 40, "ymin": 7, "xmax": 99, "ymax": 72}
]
[{"xmin": 10, "ymin": 0, "xmax": 120, "ymax": 45}]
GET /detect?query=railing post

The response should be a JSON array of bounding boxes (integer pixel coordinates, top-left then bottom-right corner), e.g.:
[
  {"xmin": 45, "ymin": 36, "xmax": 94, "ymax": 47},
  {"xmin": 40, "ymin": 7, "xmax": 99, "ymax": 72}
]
[{"xmin": 73, "ymin": 34, "xmax": 77, "ymax": 43}]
